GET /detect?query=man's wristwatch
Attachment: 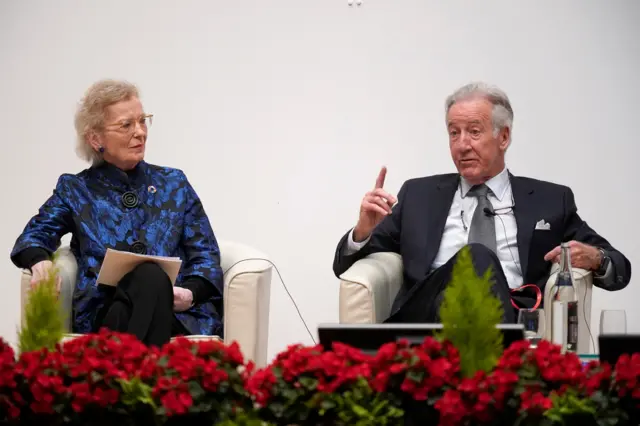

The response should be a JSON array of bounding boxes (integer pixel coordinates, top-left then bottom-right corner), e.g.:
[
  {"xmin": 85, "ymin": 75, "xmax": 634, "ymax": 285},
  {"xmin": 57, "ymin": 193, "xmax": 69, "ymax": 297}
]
[{"xmin": 596, "ymin": 248, "xmax": 611, "ymax": 276}]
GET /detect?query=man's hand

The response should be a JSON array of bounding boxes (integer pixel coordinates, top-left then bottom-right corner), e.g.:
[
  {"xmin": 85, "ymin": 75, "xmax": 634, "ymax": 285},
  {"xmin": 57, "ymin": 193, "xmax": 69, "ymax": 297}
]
[
  {"xmin": 544, "ymin": 241, "xmax": 602, "ymax": 271},
  {"xmin": 173, "ymin": 287, "xmax": 194, "ymax": 312},
  {"xmin": 30, "ymin": 260, "xmax": 61, "ymax": 295},
  {"xmin": 353, "ymin": 166, "xmax": 398, "ymax": 242}
]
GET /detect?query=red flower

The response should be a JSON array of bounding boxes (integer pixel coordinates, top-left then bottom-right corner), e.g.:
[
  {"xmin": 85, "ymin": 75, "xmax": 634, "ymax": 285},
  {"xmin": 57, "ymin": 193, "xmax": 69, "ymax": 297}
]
[
  {"xmin": 520, "ymin": 389, "xmax": 552, "ymax": 414},
  {"xmin": 0, "ymin": 339, "xmax": 19, "ymax": 422},
  {"xmin": 370, "ymin": 337, "xmax": 461, "ymax": 402},
  {"xmin": 160, "ymin": 387, "xmax": 193, "ymax": 416},
  {"xmin": 613, "ymin": 353, "xmax": 640, "ymax": 401},
  {"xmin": 583, "ymin": 361, "xmax": 613, "ymax": 396},
  {"xmin": 435, "ymin": 389, "xmax": 467, "ymax": 426},
  {"xmin": 148, "ymin": 337, "xmax": 248, "ymax": 419},
  {"xmin": 245, "ymin": 368, "xmax": 277, "ymax": 406}
]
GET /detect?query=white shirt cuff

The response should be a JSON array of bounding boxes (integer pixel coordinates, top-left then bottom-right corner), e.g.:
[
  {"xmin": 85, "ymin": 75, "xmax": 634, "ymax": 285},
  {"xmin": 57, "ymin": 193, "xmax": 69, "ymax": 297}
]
[{"xmin": 344, "ymin": 228, "xmax": 371, "ymax": 255}]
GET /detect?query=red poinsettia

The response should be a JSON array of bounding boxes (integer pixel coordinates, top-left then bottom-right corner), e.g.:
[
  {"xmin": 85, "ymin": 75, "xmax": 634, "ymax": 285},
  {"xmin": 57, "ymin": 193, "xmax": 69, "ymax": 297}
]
[
  {"xmin": 613, "ymin": 353, "xmax": 640, "ymax": 399},
  {"xmin": 144, "ymin": 337, "xmax": 249, "ymax": 421},
  {"xmin": 0, "ymin": 339, "xmax": 20, "ymax": 422},
  {"xmin": 498, "ymin": 340, "xmax": 585, "ymax": 409},
  {"xmin": 246, "ymin": 342, "xmax": 380, "ymax": 423},
  {"xmin": 434, "ymin": 340, "xmax": 588, "ymax": 425},
  {"xmin": 57, "ymin": 329, "xmax": 152, "ymax": 413},
  {"xmin": 612, "ymin": 353, "xmax": 640, "ymax": 419},
  {"xmin": 11, "ymin": 329, "xmax": 153, "ymax": 422},
  {"xmin": 2, "ymin": 329, "xmax": 640, "ymax": 426},
  {"xmin": 582, "ymin": 360, "xmax": 613, "ymax": 396},
  {"xmin": 13, "ymin": 348, "xmax": 68, "ymax": 417},
  {"xmin": 369, "ymin": 337, "xmax": 460, "ymax": 401}
]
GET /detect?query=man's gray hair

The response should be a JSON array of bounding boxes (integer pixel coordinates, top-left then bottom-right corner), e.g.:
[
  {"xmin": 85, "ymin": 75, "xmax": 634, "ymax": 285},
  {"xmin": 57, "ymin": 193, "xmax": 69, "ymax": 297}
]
[{"xmin": 445, "ymin": 82, "xmax": 514, "ymax": 137}]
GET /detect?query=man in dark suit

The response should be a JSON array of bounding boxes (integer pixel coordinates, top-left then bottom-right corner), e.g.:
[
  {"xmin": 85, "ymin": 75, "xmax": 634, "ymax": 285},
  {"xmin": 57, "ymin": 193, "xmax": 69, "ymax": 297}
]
[{"xmin": 333, "ymin": 82, "xmax": 631, "ymax": 323}]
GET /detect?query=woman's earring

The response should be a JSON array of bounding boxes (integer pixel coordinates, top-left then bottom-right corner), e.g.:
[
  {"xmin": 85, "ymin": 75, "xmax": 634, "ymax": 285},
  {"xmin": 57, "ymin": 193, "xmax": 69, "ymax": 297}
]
[{"xmin": 99, "ymin": 146, "xmax": 105, "ymax": 153}]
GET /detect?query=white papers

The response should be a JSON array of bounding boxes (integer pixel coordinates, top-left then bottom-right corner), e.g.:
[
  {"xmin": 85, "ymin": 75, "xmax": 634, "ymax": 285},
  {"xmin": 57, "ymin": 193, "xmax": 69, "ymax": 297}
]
[{"xmin": 96, "ymin": 249, "xmax": 182, "ymax": 286}]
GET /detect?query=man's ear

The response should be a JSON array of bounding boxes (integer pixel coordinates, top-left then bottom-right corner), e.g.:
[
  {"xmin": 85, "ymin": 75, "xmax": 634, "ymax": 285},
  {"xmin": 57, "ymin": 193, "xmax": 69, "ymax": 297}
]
[{"xmin": 499, "ymin": 127, "xmax": 511, "ymax": 151}]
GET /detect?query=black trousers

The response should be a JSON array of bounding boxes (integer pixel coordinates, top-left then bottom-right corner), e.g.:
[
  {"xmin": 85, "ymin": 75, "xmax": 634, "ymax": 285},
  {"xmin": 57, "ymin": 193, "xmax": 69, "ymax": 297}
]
[
  {"xmin": 385, "ymin": 243, "xmax": 534, "ymax": 325},
  {"xmin": 94, "ymin": 262, "xmax": 189, "ymax": 347}
]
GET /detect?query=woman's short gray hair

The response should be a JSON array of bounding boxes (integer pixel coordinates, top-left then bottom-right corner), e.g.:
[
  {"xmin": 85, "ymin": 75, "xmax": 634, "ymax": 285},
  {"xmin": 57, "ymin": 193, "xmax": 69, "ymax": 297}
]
[
  {"xmin": 445, "ymin": 82, "xmax": 514, "ymax": 138},
  {"xmin": 74, "ymin": 79, "xmax": 140, "ymax": 165}
]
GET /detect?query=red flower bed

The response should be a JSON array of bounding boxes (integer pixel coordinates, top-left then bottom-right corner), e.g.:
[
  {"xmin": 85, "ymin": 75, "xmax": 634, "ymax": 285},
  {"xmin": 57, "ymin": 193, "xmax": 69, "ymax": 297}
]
[{"xmin": 1, "ymin": 331, "xmax": 639, "ymax": 425}]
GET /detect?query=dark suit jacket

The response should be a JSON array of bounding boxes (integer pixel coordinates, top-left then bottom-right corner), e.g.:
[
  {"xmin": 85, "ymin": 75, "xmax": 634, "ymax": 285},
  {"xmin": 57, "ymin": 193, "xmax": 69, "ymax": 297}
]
[{"xmin": 333, "ymin": 172, "xmax": 631, "ymax": 316}]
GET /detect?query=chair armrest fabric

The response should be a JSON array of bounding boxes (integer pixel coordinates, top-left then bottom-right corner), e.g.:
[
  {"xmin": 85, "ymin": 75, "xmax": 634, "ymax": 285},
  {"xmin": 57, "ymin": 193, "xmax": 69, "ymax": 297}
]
[
  {"xmin": 543, "ymin": 265, "xmax": 594, "ymax": 353},
  {"xmin": 339, "ymin": 252, "xmax": 403, "ymax": 324},
  {"xmin": 219, "ymin": 241, "xmax": 272, "ymax": 368}
]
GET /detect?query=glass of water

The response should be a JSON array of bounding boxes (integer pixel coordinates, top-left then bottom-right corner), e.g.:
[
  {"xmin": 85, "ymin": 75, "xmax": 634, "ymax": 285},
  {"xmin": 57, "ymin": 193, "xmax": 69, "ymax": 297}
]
[
  {"xmin": 600, "ymin": 310, "xmax": 627, "ymax": 335},
  {"xmin": 518, "ymin": 309, "xmax": 545, "ymax": 348}
]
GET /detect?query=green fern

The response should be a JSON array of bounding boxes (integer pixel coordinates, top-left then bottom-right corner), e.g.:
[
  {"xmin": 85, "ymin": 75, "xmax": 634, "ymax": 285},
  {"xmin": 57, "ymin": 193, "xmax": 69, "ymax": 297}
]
[
  {"xmin": 437, "ymin": 246, "xmax": 504, "ymax": 377},
  {"xmin": 17, "ymin": 257, "xmax": 65, "ymax": 354}
]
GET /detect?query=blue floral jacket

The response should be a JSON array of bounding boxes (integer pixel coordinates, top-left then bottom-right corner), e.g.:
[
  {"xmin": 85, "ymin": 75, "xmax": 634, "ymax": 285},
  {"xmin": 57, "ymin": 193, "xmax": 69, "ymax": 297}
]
[{"xmin": 11, "ymin": 161, "xmax": 223, "ymax": 336}]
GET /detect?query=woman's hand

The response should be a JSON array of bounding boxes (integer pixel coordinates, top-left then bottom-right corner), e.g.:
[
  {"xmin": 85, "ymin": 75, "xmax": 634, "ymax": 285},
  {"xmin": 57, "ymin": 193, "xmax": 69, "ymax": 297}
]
[
  {"xmin": 173, "ymin": 287, "xmax": 194, "ymax": 312},
  {"xmin": 30, "ymin": 260, "xmax": 61, "ymax": 294}
]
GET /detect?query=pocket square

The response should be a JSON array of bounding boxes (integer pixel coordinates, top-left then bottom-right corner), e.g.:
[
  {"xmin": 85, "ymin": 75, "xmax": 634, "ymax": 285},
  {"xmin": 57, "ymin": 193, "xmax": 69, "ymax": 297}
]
[{"xmin": 535, "ymin": 219, "xmax": 551, "ymax": 230}]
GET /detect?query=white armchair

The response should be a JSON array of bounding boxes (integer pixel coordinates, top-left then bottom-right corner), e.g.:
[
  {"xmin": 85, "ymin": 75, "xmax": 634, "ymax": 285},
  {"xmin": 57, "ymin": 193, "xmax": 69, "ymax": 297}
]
[
  {"xmin": 20, "ymin": 240, "xmax": 273, "ymax": 367},
  {"xmin": 338, "ymin": 252, "xmax": 594, "ymax": 354}
]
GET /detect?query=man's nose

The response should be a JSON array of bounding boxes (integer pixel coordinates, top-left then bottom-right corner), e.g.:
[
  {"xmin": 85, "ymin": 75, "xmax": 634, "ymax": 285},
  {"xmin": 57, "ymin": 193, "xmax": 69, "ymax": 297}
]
[{"xmin": 457, "ymin": 132, "xmax": 472, "ymax": 149}]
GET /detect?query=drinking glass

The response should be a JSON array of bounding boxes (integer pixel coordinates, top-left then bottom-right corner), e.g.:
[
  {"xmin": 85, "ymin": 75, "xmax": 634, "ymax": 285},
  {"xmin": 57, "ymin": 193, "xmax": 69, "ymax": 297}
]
[
  {"xmin": 600, "ymin": 310, "xmax": 627, "ymax": 335},
  {"xmin": 518, "ymin": 309, "xmax": 545, "ymax": 348}
]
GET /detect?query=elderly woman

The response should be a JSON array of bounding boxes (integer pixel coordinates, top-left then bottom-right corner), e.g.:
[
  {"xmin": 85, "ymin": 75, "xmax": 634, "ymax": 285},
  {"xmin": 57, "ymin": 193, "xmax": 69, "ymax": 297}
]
[{"xmin": 10, "ymin": 79, "xmax": 223, "ymax": 346}]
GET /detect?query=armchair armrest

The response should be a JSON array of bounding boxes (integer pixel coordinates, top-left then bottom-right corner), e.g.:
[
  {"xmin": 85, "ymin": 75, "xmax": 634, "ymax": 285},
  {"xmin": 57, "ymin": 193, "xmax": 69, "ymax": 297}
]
[
  {"xmin": 220, "ymin": 241, "xmax": 272, "ymax": 368},
  {"xmin": 543, "ymin": 265, "xmax": 594, "ymax": 353},
  {"xmin": 339, "ymin": 252, "xmax": 403, "ymax": 324},
  {"xmin": 20, "ymin": 246, "xmax": 77, "ymax": 333}
]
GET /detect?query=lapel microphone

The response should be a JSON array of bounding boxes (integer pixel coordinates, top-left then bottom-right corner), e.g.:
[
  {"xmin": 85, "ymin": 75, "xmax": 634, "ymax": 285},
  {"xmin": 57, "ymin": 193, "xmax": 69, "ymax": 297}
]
[{"xmin": 484, "ymin": 205, "xmax": 516, "ymax": 217}]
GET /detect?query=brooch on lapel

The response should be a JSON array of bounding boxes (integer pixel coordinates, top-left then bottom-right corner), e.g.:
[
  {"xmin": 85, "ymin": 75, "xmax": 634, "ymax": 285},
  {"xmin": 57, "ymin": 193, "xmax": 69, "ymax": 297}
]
[{"xmin": 148, "ymin": 185, "xmax": 157, "ymax": 194}]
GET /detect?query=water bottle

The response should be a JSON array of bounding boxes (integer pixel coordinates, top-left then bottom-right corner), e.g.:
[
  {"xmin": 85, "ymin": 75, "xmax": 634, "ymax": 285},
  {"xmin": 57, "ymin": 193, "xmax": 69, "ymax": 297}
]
[{"xmin": 551, "ymin": 242, "xmax": 579, "ymax": 352}]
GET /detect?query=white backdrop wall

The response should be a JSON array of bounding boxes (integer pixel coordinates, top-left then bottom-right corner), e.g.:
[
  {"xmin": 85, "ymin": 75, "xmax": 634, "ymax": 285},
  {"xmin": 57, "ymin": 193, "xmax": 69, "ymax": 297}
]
[{"xmin": 0, "ymin": 0, "xmax": 638, "ymax": 360}]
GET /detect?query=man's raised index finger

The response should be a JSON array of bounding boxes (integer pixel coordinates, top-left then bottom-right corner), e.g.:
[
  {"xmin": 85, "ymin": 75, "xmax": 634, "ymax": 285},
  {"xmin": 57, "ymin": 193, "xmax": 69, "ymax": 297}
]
[{"xmin": 375, "ymin": 166, "xmax": 387, "ymax": 189}]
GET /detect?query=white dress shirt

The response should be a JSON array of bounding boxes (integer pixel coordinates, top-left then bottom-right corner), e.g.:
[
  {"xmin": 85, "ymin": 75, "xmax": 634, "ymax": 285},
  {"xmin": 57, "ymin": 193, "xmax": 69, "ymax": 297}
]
[{"xmin": 346, "ymin": 167, "xmax": 524, "ymax": 289}]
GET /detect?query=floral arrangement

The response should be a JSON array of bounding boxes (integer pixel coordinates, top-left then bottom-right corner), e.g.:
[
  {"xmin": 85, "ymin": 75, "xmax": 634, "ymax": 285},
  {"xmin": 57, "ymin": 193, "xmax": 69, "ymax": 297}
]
[
  {"xmin": 1, "ymin": 332, "xmax": 639, "ymax": 425},
  {"xmin": 2, "ymin": 248, "xmax": 638, "ymax": 425}
]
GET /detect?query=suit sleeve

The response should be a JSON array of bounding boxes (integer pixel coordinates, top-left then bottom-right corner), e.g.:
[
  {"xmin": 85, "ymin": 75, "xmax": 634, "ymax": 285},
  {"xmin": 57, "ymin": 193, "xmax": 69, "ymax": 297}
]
[
  {"xmin": 332, "ymin": 181, "xmax": 408, "ymax": 277},
  {"xmin": 10, "ymin": 176, "xmax": 73, "ymax": 269},
  {"xmin": 179, "ymin": 172, "xmax": 223, "ymax": 303},
  {"xmin": 562, "ymin": 188, "xmax": 631, "ymax": 291}
]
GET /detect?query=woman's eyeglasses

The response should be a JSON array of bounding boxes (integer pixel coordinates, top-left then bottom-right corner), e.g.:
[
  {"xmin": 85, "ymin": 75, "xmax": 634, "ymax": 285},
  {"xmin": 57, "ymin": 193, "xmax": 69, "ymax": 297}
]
[{"xmin": 104, "ymin": 114, "xmax": 153, "ymax": 135}]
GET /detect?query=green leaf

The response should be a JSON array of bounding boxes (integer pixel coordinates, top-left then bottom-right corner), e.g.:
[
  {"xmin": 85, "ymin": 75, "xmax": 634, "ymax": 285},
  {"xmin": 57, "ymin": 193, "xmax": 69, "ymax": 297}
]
[
  {"xmin": 350, "ymin": 404, "xmax": 369, "ymax": 418},
  {"xmin": 543, "ymin": 388, "xmax": 598, "ymax": 424},
  {"xmin": 188, "ymin": 380, "xmax": 205, "ymax": 400},
  {"xmin": 298, "ymin": 376, "xmax": 318, "ymax": 390},
  {"xmin": 90, "ymin": 371, "xmax": 102, "ymax": 383},
  {"xmin": 437, "ymin": 245, "xmax": 503, "ymax": 377},
  {"xmin": 117, "ymin": 377, "xmax": 156, "ymax": 409},
  {"xmin": 320, "ymin": 399, "xmax": 336, "ymax": 411}
]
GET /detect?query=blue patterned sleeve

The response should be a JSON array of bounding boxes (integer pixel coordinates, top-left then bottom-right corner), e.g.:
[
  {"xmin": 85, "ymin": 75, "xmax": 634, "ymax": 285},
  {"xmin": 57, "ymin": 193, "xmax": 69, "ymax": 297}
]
[
  {"xmin": 179, "ymin": 172, "xmax": 223, "ymax": 298},
  {"xmin": 10, "ymin": 175, "xmax": 73, "ymax": 266}
]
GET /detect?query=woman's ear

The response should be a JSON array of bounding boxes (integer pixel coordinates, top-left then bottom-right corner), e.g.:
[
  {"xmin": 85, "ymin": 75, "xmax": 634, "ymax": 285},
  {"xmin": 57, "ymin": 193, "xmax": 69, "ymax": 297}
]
[{"xmin": 86, "ymin": 130, "xmax": 102, "ymax": 152}]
